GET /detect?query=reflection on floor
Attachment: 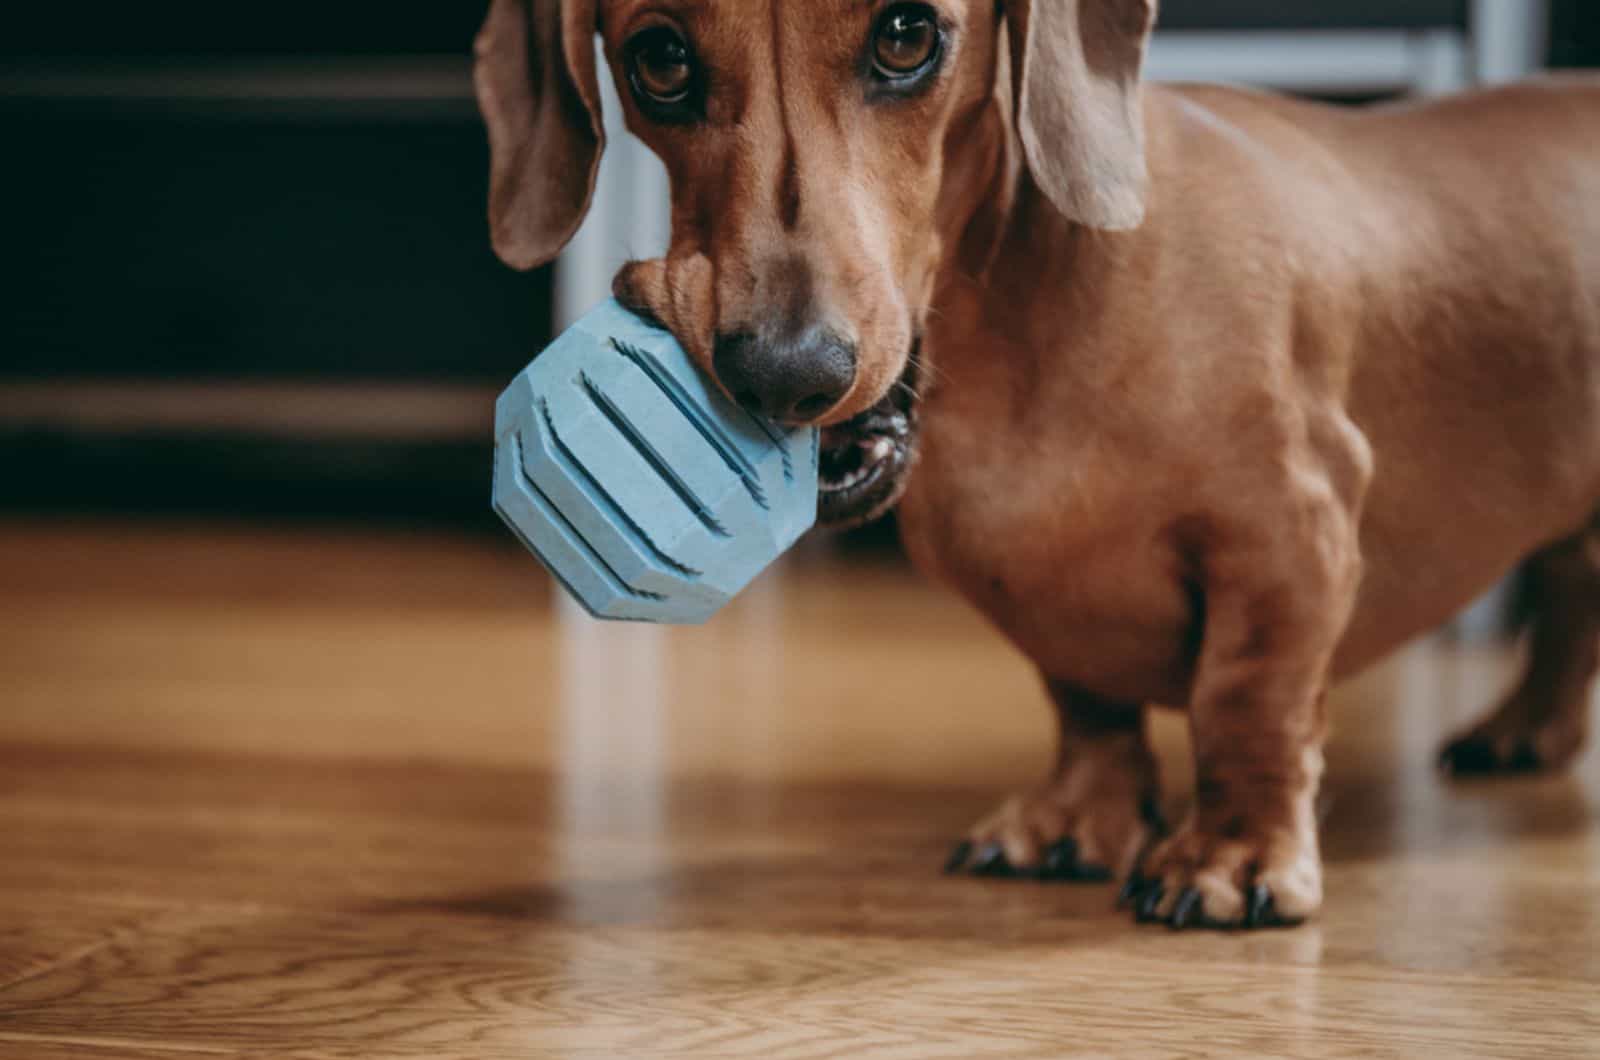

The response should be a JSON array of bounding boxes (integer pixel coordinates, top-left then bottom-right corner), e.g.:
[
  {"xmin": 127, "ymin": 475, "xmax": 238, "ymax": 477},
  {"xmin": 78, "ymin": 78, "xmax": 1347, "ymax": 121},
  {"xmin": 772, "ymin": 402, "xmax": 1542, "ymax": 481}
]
[{"xmin": 0, "ymin": 519, "xmax": 1596, "ymax": 1058}]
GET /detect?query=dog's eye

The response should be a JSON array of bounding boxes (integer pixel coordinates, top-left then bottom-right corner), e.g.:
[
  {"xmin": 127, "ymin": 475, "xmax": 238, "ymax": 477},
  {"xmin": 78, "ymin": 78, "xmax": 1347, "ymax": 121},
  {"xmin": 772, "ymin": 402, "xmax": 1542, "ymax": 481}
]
[
  {"xmin": 627, "ymin": 26, "xmax": 697, "ymax": 112},
  {"xmin": 872, "ymin": 4, "xmax": 941, "ymax": 80}
]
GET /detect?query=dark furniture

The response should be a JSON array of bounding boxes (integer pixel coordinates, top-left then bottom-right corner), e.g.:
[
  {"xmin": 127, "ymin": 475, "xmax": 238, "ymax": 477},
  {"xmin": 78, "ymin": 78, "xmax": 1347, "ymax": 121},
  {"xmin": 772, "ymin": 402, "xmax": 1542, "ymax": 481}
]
[{"xmin": 2, "ymin": 5, "xmax": 547, "ymax": 521}]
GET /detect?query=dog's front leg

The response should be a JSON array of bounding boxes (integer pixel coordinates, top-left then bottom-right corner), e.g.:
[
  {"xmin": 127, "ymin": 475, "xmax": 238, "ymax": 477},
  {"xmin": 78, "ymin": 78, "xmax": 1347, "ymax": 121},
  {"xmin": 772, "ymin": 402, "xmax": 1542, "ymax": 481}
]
[
  {"xmin": 947, "ymin": 687, "xmax": 1162, "ymax": 881},
  {"xmin": 1129, "ymin": 492, "xmax": 1365, "ymax": 930}
]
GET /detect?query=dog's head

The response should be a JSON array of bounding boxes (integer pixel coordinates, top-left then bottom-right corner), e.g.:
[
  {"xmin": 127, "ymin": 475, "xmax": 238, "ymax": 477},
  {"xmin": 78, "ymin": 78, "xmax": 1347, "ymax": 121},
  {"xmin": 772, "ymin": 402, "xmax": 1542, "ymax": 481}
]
[{"xmin": 476, "ymin": 0, "xmax": 1154, "ymax": 525}]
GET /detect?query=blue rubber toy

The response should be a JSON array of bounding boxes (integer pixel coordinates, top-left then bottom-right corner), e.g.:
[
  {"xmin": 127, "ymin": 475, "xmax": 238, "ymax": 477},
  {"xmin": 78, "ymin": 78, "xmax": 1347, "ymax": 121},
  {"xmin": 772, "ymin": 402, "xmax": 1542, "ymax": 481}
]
[{"xmin": 493, "ymin": 300, "xmax": 820, "ymax": 624}]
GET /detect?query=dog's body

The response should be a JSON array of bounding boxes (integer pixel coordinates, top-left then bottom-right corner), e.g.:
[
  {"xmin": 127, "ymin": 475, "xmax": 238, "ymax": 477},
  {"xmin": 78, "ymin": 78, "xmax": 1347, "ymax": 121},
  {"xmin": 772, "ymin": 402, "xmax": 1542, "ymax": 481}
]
[
  {"xmin": 910, "ymin": 77, "xmax": 1600, "ymax": 922},
  {"xmin": 907, "ymin": 77, "xmax": 1600, "ymax": 702},
  {"xmin": 476, "ymin": 0, "xmax": 1600, "ymax": 929}
]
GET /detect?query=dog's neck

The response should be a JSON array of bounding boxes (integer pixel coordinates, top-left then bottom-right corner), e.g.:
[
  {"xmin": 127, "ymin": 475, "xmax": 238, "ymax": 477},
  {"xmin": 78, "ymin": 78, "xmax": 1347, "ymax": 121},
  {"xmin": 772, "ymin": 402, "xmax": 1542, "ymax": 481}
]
[{"xmin": 928, "ymin": 92, "xmax": 1130, "ymax": 418}]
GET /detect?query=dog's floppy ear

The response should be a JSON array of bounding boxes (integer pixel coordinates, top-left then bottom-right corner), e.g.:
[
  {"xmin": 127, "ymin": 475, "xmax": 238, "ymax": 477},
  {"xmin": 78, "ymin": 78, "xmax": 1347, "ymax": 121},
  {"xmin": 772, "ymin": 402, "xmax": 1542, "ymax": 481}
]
[
  {"xmin": 474, "ymin": 0, "xmax": 604, "ymax": 270},
  {"xmin": 1006, "ymin": 0, "xmax": 1156, "ymax": 231}
]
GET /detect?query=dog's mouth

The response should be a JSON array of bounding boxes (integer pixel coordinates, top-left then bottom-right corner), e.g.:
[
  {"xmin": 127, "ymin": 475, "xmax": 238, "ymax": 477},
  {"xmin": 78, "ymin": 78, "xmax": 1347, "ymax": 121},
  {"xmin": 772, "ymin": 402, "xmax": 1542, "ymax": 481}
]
[{"xmin": 816, "ymin": 344, "xmax": 922, "ymax": 529}]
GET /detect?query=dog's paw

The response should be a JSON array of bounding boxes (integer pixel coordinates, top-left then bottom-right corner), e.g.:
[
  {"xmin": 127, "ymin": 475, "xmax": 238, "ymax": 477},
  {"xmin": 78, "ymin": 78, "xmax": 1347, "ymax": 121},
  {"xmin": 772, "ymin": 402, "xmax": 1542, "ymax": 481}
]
[
  {"xmin": 944, "ymin": 786, "xmax": 1162, "ymax": 883},
  {"xmin": 1120, "ymin": 818, "xmax": 1320, "ymax": 930},
  {"xmin": 1438, "ymin": 708, "xmax": 1586, "ymax": 777}
]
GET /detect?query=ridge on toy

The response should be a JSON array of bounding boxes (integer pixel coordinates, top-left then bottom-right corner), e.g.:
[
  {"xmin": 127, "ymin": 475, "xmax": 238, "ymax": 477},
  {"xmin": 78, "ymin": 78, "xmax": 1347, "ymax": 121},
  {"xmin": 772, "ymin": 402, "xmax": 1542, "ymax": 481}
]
[{"xmin": 493, "ymin": 300, "xmax": 821, "ymax": 624}]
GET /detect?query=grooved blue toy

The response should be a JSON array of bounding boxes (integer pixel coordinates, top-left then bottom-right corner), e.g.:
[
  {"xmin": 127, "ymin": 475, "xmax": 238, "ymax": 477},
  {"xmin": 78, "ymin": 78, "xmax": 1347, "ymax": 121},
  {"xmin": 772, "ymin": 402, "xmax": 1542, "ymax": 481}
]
[{"xmin": 493, "ymin": 300, "xmax": 820, "ymax": 624}]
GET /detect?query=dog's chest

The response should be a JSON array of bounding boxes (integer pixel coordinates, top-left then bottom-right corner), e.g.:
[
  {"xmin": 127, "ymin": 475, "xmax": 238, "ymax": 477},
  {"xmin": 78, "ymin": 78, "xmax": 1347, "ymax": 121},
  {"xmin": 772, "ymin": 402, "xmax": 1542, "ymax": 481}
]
[{"xmin": 897, "ymin": 411, "xmax": 1199, "ymax": 704}]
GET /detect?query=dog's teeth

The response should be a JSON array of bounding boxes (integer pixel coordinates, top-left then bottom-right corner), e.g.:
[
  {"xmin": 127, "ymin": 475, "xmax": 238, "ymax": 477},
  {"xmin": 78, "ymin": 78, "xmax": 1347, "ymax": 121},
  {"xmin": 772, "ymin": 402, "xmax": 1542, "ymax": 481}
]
[
  {"xmin": 839, "ymin": 464, "xmax": 874, "ymax": 491},
  {"xmin": 821, "ymin": 431, "xmax": 899, "ymax": 495}
]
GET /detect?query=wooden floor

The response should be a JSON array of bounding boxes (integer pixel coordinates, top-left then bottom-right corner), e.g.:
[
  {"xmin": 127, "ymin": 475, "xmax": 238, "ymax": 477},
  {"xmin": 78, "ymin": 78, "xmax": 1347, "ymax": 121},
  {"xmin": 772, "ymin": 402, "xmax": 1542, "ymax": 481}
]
[{"xmin": 2, "ymin": 519, "xmax": 1598, "ymax": 1059}]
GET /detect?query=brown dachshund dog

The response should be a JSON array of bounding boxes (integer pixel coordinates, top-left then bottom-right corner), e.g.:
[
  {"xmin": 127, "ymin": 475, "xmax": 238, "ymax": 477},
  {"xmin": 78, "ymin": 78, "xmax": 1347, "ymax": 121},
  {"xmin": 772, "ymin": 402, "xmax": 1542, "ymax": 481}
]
[{"xmin": 475, "ymin": 0, "xmax": 1600, "ymax": 929}]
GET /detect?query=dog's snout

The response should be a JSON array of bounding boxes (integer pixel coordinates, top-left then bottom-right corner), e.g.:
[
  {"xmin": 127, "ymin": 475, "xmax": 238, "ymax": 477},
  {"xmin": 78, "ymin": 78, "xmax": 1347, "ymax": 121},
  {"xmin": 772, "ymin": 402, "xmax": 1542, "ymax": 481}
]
[{"xmin": 712, "ymin": 330, "xmax": 858, "ymax": 424}]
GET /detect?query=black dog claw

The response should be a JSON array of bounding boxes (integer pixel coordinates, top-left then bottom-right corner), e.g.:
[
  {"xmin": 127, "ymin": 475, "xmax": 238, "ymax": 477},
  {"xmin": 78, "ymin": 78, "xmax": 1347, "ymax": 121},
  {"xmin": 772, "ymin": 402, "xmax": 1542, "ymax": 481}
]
[
  {"xmin": 944, "ymin": 840, "xmax": 974, "ymax": 875},
  {"xmin": 1039, "ymin": 838, "xmax": 1078, "ymax": 879},
  {"xmin": 1439, "ymin": 738, "xmax": 1499, "ymax": 775},
  {"xmin": 1135, "ymin": 882, "xmax": 1165, "ymax": 922},
  {"xmin": 1036, "ymin": 839, "xmax": 1115, "ymax": 882},
  {"xmin": 1169, "ymin": 887, "xmax": 1203, "ymax": 930},
  {"xmin": 971, "ymin": 842, "xmax": 1013, "ymax": 877},
  {"xmin": 1507, "ymin": 741, "xmax": 1542, "ymax": 772},
  {"xmin": 1440, "ymin": 734, "xmax": 1548, "ymax": 776},
  {"xmin": 1245, "ymin": 884, "xmax": 1273, "ymax": 928}
]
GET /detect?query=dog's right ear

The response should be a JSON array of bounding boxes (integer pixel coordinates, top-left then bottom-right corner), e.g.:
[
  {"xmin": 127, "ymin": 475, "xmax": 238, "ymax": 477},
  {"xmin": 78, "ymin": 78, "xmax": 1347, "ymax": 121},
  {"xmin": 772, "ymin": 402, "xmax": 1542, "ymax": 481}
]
[{"xmin": 474, "ymin": 0, "xmax": 604, "ymax": 270}]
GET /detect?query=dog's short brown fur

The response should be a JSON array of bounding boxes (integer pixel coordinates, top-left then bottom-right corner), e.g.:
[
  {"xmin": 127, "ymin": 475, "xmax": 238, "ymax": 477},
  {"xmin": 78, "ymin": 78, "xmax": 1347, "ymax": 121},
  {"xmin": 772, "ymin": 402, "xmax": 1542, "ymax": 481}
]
[{"xmin": 476, "ymin": 0, "xmax": 1600, "ymax": 928}]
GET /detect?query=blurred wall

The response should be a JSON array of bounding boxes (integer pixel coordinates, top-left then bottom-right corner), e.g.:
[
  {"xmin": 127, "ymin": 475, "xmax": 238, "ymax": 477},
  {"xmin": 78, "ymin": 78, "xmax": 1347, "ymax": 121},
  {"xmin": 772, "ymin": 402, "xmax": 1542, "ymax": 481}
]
[{"xmin": 1, "ymin": 5, "xmax": 548, "ymax": 522}]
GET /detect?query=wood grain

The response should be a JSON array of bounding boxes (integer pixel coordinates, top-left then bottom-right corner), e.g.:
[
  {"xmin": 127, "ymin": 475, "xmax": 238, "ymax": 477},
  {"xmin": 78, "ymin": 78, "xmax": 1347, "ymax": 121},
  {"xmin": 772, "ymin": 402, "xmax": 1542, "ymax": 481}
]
[{"xmin": 0, "ymin": 519, "xmax": 1597, "ymax": 1058}]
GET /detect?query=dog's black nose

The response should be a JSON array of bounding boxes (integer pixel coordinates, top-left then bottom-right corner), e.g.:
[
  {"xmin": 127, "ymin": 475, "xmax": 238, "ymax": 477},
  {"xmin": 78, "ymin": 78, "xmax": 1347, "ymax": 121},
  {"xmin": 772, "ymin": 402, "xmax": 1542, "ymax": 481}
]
[{"xmin": 712, "ymin": 329, "xmax": 857, "ymax": 423}]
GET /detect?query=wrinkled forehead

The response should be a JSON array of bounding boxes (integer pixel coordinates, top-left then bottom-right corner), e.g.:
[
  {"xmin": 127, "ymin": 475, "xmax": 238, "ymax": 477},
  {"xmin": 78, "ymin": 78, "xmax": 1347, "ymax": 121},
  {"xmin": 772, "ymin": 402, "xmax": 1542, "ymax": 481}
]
[
  {"xmin": 601, "ymin": 0, "xmax": 876, "ymax": 38},
  {"xmin": 597, "ymin": 0, "xmax": 968, "ymax": 65},
  {"xmin": 599, "ymin": 0, "xmax": 869, "ymax": 60}
]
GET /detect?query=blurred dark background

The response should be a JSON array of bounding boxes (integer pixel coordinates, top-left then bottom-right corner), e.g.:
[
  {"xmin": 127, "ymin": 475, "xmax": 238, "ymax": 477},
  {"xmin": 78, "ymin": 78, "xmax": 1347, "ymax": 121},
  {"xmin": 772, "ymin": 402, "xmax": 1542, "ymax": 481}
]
[{"xmin": 2, "ymin": 1, "xmax": 1596, "ymax": 528}]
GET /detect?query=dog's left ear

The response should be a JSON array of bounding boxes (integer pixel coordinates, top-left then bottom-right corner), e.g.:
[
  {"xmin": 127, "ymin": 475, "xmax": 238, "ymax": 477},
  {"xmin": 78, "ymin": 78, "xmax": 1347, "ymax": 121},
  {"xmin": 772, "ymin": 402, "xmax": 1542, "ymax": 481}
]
[{"xmin": 1005, "ymin": 0, "xmax": 1156, "ymax": 231}]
